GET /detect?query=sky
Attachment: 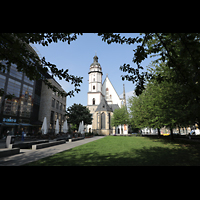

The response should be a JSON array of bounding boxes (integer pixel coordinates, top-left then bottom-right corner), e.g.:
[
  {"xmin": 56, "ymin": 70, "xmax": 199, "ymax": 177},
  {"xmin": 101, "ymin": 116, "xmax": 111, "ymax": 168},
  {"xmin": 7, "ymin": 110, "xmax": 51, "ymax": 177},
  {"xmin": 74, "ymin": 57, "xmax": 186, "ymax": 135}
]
[{"xmin": 32, "ymin": 33, "xmax": 155, "ymax": 108}]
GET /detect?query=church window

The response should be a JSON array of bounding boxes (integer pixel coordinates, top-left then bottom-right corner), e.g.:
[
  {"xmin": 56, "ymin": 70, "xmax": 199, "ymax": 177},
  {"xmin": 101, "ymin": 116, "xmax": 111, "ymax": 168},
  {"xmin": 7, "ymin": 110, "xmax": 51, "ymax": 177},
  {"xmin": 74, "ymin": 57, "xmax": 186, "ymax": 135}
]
[
  {"xmin": 93, "ymin": 78, "xmax": 95, "ymax": 82},
  {"xmin": 110, "ymin": 95, "xmax": 112, "ymax": 99},
  {"xmin": 106, "ymin": 88, "xmax": 109, "ymax": 99},
  {"xmin": 93, "ymin": 85, "xmax": 95, "ymax": 90},
  {"xmin": 93, "ymin": 98, "xmax": 95, "ymax": 105},
  {"xmin": 108, "ymin": 113, "xmax": 111, "ymax": 129},
  {"xmin": 101, "ymin": 112, "xmax": 105, "ymax": 129}
]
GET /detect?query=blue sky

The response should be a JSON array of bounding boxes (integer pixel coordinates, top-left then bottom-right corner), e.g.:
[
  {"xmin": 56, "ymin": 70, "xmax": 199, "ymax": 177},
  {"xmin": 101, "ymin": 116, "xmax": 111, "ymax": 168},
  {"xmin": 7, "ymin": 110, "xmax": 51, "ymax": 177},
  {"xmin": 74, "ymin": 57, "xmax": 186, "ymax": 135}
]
[{"xmin": 32, "ymin": 33, "xmax": 155, "ymax": 108}]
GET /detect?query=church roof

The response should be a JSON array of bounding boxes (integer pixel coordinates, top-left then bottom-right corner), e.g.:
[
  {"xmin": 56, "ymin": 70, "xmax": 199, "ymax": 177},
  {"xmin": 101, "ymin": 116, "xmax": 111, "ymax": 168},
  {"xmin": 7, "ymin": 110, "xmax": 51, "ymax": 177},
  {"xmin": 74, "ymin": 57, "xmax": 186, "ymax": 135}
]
[
  {"xmin": 109, "ymin": 104, "xmax": 120, "ymax": 112},
  {"xmin": 95, "ymin": 98, "xmax": 120, "ymax": 112},
  {"xmin": 90, "ymin": 55, "xmax": 101, "ymax": 67},
  {"xmin": 95, "ymin": 97, "xmax": 113, "ymax": 112}
]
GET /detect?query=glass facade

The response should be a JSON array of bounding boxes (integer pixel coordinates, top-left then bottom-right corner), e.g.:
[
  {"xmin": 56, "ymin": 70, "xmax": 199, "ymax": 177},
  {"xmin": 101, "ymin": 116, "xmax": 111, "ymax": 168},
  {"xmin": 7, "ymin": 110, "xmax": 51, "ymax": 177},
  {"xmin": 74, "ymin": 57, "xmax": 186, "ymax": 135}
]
[
  {"xmin": 3, "ymin": 98, "xmax": 19, "ymax": 116},
  {"xmin": 0, "ymin": 74, "xmax": 6, "ymax": 90},
  {"xmin": 24, "ymin": 75, "xmax": 34, "ymax": 85},
  {"xmin": 19, "ymin": 85, "xmax": 33, "ymax": 118},
  {"xmin": 9, "ymin": 64, "xmax": 23, "ymax": 80},
  {"xmin": 7, "ymin": 78, "xmax": 21, "ymax": 97},
  {"xmin": 0, "ymin": 58, "xmax": 67, "ymax": 137}
]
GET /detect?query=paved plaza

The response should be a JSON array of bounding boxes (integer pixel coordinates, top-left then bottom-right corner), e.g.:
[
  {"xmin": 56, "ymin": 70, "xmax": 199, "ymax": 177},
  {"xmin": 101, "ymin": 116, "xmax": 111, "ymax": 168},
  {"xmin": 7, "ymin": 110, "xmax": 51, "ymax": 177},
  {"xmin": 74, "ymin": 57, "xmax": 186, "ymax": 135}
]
[{"xmin": 0, "ymin": 136, "xmax": 105, "ymax": 166}]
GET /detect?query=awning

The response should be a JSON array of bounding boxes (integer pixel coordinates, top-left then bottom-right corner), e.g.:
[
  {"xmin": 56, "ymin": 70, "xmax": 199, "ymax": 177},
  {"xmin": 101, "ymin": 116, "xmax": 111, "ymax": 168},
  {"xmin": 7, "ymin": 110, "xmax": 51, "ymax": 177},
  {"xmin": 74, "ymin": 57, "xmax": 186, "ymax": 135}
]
[
  {"xmin": 19, "ymin": 123, "xmax": 32, "ymax": 126},
  {"xmin": 3, "ymin": 123, "xmax": 19, "ymax": 126}
]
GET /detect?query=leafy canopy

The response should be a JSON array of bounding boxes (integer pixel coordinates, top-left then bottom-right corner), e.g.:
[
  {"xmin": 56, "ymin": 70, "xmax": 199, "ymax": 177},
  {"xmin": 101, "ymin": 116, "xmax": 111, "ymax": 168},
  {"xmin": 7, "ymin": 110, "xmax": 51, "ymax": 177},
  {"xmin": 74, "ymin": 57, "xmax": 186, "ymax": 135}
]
[
  {"xmin": 65, "ymin": 103, "xmax": 92, "ymax": 130},
  {"xmin": 0, "ymin": 33, "xmax": 83, "ymax": 97},
  {"xmin": 111, "ymin": 106, "xmax": 129, "ymax": 127}
]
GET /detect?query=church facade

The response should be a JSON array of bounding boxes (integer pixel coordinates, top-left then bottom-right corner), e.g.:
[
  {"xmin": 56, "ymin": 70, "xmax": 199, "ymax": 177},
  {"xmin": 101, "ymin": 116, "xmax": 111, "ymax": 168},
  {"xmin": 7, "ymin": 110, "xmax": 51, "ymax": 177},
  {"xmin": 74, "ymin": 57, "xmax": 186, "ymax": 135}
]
[{"xmin": 86, "ymin": 55, "xmax": 127, "ymax": 135}]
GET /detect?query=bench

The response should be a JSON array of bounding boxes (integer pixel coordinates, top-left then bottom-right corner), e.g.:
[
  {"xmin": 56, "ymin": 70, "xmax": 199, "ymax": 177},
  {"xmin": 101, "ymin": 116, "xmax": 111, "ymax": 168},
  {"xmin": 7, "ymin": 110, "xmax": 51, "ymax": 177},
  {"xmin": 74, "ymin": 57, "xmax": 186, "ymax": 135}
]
[
  {"xmin": 56, "ymin": 137, "xmax": 70, "ymax": 141},
  {"xmin": 0, "ymin": 148, "xmax": 20, "ymax": 158},
  {"xmin": 32, "ymin": 140, "xmax": 66, "ymax": 150},
  {"xmin": 9, "ymin": 140, "xmax": 49, "ymax": 149},
  {"xmin": 68, "ymin": 137, "xmax": 84, "ymax": 142}
]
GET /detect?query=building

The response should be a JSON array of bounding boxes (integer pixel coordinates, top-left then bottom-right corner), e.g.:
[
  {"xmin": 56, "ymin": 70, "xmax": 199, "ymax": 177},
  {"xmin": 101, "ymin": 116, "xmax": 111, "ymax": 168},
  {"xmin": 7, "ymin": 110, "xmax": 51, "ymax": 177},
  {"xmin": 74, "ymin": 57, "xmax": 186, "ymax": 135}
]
[
  {"xmin": 0, "ymin": 50, "xmax": 39, "ymax": 137},
  {"xmin": 38, "ymin": 78, "xmax": 67, "ymax": 133},
  {"xmin": 86, "ymin": 55, "xmax": 127, "ymax": 135},
  {"xmin": 0, "ymin": 44, "xmax": 67, "ymax": 137}
]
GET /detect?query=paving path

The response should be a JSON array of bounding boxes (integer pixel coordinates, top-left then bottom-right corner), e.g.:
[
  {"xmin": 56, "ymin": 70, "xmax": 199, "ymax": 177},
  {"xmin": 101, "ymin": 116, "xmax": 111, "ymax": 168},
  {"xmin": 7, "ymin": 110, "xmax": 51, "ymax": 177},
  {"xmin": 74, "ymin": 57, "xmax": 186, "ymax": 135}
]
[{"xmin": 0, "ymin": 136, "xmax": 105, "ymax": 166}]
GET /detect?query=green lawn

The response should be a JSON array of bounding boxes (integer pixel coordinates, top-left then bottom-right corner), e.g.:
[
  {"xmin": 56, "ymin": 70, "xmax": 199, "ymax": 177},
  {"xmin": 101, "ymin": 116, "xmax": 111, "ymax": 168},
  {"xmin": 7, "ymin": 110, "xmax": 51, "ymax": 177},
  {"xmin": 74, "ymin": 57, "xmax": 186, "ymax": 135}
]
[{"xmin": 25, "ymin": 136, "xmax": 200, "ymax": 166}]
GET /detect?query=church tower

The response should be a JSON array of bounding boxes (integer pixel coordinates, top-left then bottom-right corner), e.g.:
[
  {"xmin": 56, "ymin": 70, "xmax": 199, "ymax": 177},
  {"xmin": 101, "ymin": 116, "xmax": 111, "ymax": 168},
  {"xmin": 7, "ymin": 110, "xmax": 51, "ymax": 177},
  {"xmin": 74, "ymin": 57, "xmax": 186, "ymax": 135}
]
[{"xmin": 87, "ymin": 55, "xmax": 103, "ymax": 114}]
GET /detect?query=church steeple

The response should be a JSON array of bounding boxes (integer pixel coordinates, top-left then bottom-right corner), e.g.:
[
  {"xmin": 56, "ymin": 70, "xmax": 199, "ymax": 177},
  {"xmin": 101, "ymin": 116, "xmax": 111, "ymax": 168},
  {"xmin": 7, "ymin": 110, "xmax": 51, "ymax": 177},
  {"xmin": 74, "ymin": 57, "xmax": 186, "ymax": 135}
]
[
  {"xmin": 87, "ymin": 55, "xmax": 103, "ymax": 106},
  {"xmin": 123, "ymin": 84, "xmax": 126, "ymax": 106}
]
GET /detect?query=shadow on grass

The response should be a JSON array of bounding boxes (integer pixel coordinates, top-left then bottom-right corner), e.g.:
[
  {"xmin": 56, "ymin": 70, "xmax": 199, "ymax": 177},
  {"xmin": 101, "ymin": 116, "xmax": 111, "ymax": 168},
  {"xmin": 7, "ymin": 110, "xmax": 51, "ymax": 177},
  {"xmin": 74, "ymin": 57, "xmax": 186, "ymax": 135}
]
[{"xmin": 26, "ymin": 143, "xmax": 200, "ymax": 166}]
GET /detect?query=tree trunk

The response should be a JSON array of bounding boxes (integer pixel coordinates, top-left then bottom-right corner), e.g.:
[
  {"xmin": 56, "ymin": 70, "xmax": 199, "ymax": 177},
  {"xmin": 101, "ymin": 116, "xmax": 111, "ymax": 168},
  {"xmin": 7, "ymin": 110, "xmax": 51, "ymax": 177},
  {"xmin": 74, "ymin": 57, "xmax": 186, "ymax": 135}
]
[
  {"xmin": 170, "ymin": 128, "xmax": 174, "ymax": 140},
  {"xmin": 157, "ymin": 128, "xmax": 160, "ymax": 138}
]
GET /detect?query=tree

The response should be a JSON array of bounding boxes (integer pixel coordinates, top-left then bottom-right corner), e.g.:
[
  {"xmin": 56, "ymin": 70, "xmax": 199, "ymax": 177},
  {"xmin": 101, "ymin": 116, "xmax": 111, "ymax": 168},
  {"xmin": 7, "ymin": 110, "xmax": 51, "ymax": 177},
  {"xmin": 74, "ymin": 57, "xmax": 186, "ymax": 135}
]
[
  {"xmin": 65, "ymin": 103, "xmax": 92, "ymax": 131},
  {"xmin": 0, "ymin": 33, "xmax": 142, "ymax": 97},
  {"xmin": 129, "ymin": 62, "xmax": 195, "ymax": 139},
  {"xmin": 111, "ymin": 106, "xmax": 129, "ymax": 127},
  {"xmin": 0, "ymin": 33, "xmax": 83, "ymax": 97}
]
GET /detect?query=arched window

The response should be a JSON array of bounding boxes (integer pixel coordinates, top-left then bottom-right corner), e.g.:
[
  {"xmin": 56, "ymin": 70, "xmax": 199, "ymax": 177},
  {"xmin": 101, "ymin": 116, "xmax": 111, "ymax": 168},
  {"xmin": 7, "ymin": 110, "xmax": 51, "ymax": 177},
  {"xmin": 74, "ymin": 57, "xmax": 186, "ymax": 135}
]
[
  {"xmin": 101, "ymin": 112, "xmax": 105, "ymax": 129},
  {"xmin": 108, "ymin": 113, "xmax": 111, "ymax": 129},
  {"xmin": 92, "ymin": 98, "xmax": 95, "ymax": 105},
  {"xmin": 93, "ymin": 85, "xmax": 95, "ymax": 90}
]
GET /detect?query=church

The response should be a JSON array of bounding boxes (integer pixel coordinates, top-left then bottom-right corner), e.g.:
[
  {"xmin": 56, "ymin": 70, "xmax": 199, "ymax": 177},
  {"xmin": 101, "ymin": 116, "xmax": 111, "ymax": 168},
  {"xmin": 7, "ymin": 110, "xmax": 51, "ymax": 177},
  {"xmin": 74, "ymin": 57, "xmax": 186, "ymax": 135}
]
[{"xmin": 86, "ymin": 55, "xmax": 128, "ymax": 135}]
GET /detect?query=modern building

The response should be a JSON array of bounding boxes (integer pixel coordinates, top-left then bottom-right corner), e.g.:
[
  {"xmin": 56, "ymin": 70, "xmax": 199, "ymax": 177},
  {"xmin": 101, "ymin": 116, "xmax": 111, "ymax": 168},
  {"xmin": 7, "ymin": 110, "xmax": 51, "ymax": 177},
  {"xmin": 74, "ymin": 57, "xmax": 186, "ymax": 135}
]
[
  {"xmin": 0, "ymin": 44, "xmax": 67, "ymax": 137},
  {"xmin": 38, "ymin": 78, "xmax": 67, "ymax": 133},
  {"xmin": 86, "ymin": 55, "xmax": 127, "ymax": 135}
]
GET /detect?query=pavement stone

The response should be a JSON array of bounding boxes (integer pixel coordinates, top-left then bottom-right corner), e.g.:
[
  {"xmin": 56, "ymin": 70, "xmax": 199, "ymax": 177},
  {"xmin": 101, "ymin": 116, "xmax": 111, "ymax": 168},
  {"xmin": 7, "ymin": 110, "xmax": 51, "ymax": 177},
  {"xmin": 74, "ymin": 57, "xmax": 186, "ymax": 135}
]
[{"xmin": 0, "ymin": 136, "xmax": 105, "ymax": 166}]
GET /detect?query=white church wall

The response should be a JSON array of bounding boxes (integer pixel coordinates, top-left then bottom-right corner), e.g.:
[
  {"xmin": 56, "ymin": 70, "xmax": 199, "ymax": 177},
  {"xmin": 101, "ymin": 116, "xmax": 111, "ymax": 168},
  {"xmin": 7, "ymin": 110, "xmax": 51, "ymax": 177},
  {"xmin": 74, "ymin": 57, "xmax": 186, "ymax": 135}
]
[
  {"xmin": 87, "ymin": 93, "xmax": 102, "ymax": 105},
  {"xmin": 102, "ymin": 77, "xmax": 122, "ymax": 108}
]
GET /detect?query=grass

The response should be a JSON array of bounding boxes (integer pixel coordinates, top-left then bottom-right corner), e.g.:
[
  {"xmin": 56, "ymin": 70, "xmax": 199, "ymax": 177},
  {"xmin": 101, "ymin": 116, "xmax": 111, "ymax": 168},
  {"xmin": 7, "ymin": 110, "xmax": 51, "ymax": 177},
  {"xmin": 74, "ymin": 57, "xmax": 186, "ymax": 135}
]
[{"xmin": 25, "ymin": 136, "xmax": 200, "ymax": 166}]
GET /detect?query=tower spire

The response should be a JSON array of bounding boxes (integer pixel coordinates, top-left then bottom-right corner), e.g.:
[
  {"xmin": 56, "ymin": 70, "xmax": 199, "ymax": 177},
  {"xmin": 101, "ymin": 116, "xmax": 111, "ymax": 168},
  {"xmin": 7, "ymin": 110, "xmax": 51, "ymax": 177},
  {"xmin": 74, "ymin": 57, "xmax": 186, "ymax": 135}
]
[{"xmin": 123, "ymin": 84, "xmax": 126, "ymax": 106}]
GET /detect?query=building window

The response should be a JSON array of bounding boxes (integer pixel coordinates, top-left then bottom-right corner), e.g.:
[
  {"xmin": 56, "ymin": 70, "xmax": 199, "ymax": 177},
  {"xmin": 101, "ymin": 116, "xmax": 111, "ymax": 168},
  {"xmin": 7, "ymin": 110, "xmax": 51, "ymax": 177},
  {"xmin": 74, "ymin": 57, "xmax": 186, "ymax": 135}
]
[
  {"xmin": 60, "ymin": 102, "xmax": 62, "ymax": 111},
  {"xmin": 22, "ymin": 84, "xmax": 33, "ymax": 98},
  {"xmin": 101, "ymin": 112, "xmax": 105, "ymax": 129},
  {"xmin": 50, "ymin": 111, "xmax": 54, "ymax": 122},
  {"xmin": 24, "ymin": 75, "xmax": 34, "ymax": 85},
  {"xmin": 0, "ymin": 74, "xmax": 6, "ymax": 90},
  {"xmin": 19, "ymin": 84, "xmax": 33, "ymax": 117},
  {"xmin": 92, "ymin": 98, "xmax": 95, "ymax": 105},
  {"xmin": 106, "ymin": 88, "xmax": 109, "ymax": 99},
  {"xmin": 108, "ymin": 113, "xmax": 111, "ymax": 129},
  {"xmin": 7, "ymin": 78, "xmax": 21, "ymax": 98},
  {"xmin": 93, "ymin": 78, "xmax": 95, "ymax": 82},
  {"xmin": 4, "ymin": 99, "xmax": 19, "ymax": 116},
  {"xmin": 55, "ymin": 112, "xmax": 58, "ymax": 120},
  {"xmin": 9, "ymin": 64, "xmax": 23, "ymax": 80},
  {"xmin": 93, "ymin": 85, "xmax": 95, "ymax": 90},
  {"xmin": 52, "ymin": 98, "xmax": 55, "ymax": 107},
  {"xmin": 56, "ymin": 100, "xmax": 59, "ymax": 109}
]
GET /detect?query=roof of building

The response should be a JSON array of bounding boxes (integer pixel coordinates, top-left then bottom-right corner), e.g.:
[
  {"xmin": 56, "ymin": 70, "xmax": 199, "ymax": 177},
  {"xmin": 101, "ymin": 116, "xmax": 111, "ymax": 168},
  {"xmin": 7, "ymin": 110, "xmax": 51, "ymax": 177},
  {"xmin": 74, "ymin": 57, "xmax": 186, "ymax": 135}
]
[
  {"xmin": 109, "ymin": 104, "xmax": 120, "ymax": 112},
  {"xmin": 95, "ymin": 97, "xmax": 113, "ymax": 112},
  {"xmin": 95, "ymin": 97, "xmax": 120, "ymax": 112},
  {"xmin": 90, "ymin": 55, "xmax": 101, "ymax": 67}
]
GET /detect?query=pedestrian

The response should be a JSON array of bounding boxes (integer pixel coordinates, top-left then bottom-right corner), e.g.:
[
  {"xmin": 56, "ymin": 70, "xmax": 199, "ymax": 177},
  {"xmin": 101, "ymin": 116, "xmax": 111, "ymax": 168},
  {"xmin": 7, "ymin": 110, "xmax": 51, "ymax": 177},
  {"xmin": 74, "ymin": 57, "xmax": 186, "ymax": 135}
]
[
  {"xmin": 189, "ymin": 129, "xmax": 194, "ymax": 139},
  {"xmin": 21, "ymin": 130, "xmax": 24, "ymax": 141}
]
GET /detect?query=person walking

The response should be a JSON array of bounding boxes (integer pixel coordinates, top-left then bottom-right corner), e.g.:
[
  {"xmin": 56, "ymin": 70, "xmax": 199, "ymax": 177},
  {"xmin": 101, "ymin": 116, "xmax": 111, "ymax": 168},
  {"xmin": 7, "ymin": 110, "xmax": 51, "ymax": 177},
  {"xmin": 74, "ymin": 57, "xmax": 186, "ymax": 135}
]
[{"xmin": 21, "ymin": 130, "xmax": 25, "ymax": 141}]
